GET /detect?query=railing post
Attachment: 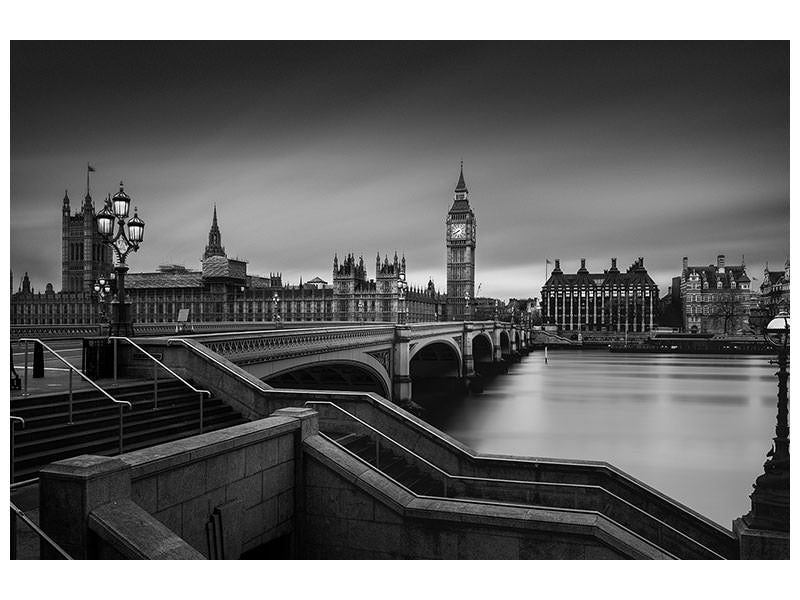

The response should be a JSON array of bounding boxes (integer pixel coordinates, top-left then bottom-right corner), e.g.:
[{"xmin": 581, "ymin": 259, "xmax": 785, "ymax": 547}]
[
  {"xmin": 113, "ymin": 337, "xmax": 118, "ymax": 384},
  {"xmin": 118, "ymin": 404, "xmax": 124, "ymax": 455},
  {"xmin": 199, "ymin": 392, "xmax": 204, "ymax": 434},
  {"xmin": 68, "ymin": 369, "xmax": 74, "ymax": 424},
  {"xmin": 153, "ymin": 359, "xmax": 158, "ymax": 410},
  {"xmin": 10, "ymin": 506, "xmax": 17, "ymax": 560},
  {"xmin": 23, "ymin": 340, "xmax": 29, "ymax": 397}
]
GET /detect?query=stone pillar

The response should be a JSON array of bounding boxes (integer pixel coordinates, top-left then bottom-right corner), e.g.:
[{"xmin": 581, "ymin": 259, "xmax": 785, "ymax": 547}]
[
  {"xmin": 39, "ymin": 455, "xmax": 131, "ymax": 559},
  {"xmin": 270, "ymin": 406, "xmax": 318, "ymax": 558},
  {"xmin": 392, "ymin": 324, "xmax": 412, "ymax": 404},
  {"xmin": 732, "ymin": 518, "xmax": 789, "ymax": 559},
  {"xmin": 649, "ymin": 292, "xmax": 653, "ymax": 331},
  {"xmin": 462, "ymin": 324, "xmax": 475, "ymax": 378},
  {"xmin": 492, "ymin": 326, "xmax": 503, "ymax": 362}
]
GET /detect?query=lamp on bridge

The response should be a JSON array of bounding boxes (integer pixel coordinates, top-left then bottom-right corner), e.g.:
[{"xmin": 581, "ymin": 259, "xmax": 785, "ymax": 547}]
[
  {"xmin": 272, "ymin": 292, "xmax": 282, "ymax": 328},
  {"xmin": 91, "ymin": 274, "xmax": 115, "ymax": 328},
  {"xmin": 397, "ymin": 272, "xmax": 408, "ymax": 325},
  {"xmin": 357, "ymin": 299, "xmax": 364, "ymax": 324},
  {"xmin": 743, "ymin": 310, "xmax": 789, "ymax": 532},
  {"xmin": 96, "ymin": 182, "xmax": 145, "ymax": 337},
  {"xmin": 464, "ymin": 291, "xmax": 471, "ymax": 321}
]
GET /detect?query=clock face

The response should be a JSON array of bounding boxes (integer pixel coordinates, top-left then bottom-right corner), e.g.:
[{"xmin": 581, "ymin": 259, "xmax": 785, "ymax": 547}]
[{"xmin": 450, "ymin": 223, "xmax": 466, "ymax": 239}]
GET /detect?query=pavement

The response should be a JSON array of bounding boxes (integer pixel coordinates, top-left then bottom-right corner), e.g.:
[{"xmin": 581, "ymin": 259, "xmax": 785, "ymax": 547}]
[{"xmin": 10, "ymin": 338, "xmax": 145, "ymax": 399}]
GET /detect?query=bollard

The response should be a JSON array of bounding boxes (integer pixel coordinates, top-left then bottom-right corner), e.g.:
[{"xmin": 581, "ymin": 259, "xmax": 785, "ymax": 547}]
[{"xmin": 32, "ymin": 341, "xmax": 45, "ymax": 379}]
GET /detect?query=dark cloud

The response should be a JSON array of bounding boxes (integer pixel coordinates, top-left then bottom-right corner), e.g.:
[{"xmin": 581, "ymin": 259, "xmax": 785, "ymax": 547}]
[{"xmin": 11, "ymin": 42, "xmax": 789, "ymax": 299}]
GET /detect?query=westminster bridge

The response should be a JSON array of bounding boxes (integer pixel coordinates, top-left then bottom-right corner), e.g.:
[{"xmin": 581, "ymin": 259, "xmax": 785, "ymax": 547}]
[{"xmin": 108, "ymin": 320, "xmax": 532, "ymax": 405}]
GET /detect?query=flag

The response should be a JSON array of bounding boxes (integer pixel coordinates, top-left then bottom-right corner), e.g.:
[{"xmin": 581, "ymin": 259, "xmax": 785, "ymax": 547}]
[
  {"xmin": 88, "ymin": 164, "xmax": 95, "ymax": 172},
  {"xmin": 546, "ymin": 259, "xmax": 552, "ymax": 264}
]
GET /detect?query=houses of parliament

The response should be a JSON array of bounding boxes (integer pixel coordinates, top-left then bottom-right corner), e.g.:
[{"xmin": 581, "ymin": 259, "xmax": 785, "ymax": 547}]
[{"xmin": 11, "ymin": 166, "xmax": 483, "ymax": 327}]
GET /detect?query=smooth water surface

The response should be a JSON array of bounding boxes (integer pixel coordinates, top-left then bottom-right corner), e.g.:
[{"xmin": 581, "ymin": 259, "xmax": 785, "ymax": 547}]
[{"xmin": 421, "ymin": 349, "xmax": 779, "ymax": 528}]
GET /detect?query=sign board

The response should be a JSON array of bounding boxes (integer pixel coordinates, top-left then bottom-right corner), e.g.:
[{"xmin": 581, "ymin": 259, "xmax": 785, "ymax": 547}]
[{"xmin": 177, "ymin": 308, "xmax": 190, "ymax": 323}]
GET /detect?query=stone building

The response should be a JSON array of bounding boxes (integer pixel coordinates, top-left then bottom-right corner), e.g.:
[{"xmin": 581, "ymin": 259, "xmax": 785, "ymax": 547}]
[
  {"xmin": 61, "ymin": 184, "xmax": 114, "ymax": 293},
  {"xmin": 332, "ymin": 252, "xmax": 446, "ymax": 322},
  {"xmin": 12, "ymin": 203, "xmax": 443, "ymax": 327},
  {"xmin": 760, "ymin": 260, "xmax": 789, "ymax": 315},
  {"xmin": 679, "ymin": 254, "xmax": 753, "ymax": 335},
  {"xmin": 445, "ymin": 163, "xmax": 476, "ymax": 320},
  {"xmin": 540, "ymin": 257, "xmax": 659, "ymax": 332}
]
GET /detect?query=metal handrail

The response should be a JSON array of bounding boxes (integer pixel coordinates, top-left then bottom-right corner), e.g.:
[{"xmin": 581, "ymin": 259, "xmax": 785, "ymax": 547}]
[
  {"xmin": 18, "ymin": 338, "xmax": 132, "ymax": 454},
  {"xmin": 305, "ymin": 400, "xmax": 452, "ymax": 493},
  {"xmin": 109, "ymin": 337, "xmax": 211, "ymax": 433},
  {"xmin": 308, "ymin": 400, "xmax": 723, "ymax": 559},
  {"xmin": 10, "ymin": 500, "xmax": 72, "ymax": 560}
]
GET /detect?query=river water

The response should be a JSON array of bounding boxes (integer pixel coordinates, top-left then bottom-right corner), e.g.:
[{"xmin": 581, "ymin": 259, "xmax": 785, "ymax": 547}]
[{"xmin": 417, "ymin": 349, "xmax": 780, "ymax": 529}]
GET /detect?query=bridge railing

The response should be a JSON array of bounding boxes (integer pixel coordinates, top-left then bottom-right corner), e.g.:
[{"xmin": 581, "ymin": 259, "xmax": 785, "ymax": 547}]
[{"xmin": 180, "ymin": 325, "xmax": 397, "ymax": 364}]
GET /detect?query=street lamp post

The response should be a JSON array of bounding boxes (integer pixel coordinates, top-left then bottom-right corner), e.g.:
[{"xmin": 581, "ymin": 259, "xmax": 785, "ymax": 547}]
[
  {"xmin": 397, "ymin": 272, "xmax": 408, "ymax": 325},
  {"xmin": 357, "ymin": 299, "xmax": 364, "ymax": 324},
  {"xmin": 743, "ymin": 311, "xmax": 790, "ymax": 532},
  {"xmin": 272, "ymin": 292, "xmax": 281, "ymax": 328},
  {"xmin": 95, "ymin": 183, "xmax": 145, "ymax": 337},
  {"xmin": 464, "ymin": 291, "xmax": 471, "ymax": 321},
  {"xmin": 92, "ymin": 274, "xmax": 115, "ymax": 330}
]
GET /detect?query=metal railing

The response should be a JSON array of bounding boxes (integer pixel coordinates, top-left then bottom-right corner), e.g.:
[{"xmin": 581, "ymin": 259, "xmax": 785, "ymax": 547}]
[
  {"xmin": 18, "ymin": 338, "xmax": 132, "ymax": 453},
  {"xmin": 10, "ymin": 500, "xmax": 72, "ymax": 560},
  {"xmin": 306, "ymin": 401, "xmax": 726, "ymax": 559},
  {"xmin": 305, "ymin": 400, "xmax": 452, "ymax": 496},
  {"xmin": 109, "ymin": 337, "xmax": 211, "ymax": 433}
]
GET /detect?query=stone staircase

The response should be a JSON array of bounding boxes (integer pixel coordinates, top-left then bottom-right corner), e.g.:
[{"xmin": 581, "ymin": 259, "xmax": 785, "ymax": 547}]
[
  {"xmin": 10, "ymin": 380, "xmax": 247, "ymax": 483},
  {"xmin": 321, "ymin": 423, "xmax": 735, "ymax": 559},
  {"xmin": 327, "ymin": 432, "xmax": 445, "ymax": 497}
]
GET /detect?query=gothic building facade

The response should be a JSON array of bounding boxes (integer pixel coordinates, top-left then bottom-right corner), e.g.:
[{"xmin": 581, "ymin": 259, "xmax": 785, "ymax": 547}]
[
  {"xmin": 61, "ymin": 185, "xmax": 113, "ymax": 293},
  {"xmin": 541, "ymin": 257, "xmax": 659, "ymax": 332},
  {"xmin": 445, "ymin": 163, "xmax": 476, "ymax": 320},
  {"xmin": 332, "ymin": 252, "xmax": 445, "ymax": 322},
  {"xmin": 679, "ymin": 254, "xmax": 754, "ymax": 335},
  {"xmin": 12, "ymin": 197, "xmax": 445, "ymax": 326}
]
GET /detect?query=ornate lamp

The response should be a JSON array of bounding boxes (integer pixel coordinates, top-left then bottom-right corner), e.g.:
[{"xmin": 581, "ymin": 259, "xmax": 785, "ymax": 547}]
[
  {"xmin": 95, "ymin": 181, "xmax": 145, "ymax": 337},
  {"xmin": 743, "ymin": 310, "xmax": 789, "ymax": 532},
  {"xmin": 397, "ymin": 271, "xmax": 408, "ymax": 325}
]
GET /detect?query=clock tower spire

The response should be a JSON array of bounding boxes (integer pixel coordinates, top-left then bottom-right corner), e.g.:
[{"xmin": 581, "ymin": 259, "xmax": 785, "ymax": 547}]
[{"xmin": 446, "ymin": 162, "xmax": 476, "ymax": 320}]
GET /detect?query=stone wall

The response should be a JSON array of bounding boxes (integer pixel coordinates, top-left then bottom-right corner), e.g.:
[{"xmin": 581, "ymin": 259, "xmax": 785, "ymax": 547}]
[
  {"xmin": 122, "ymin": 413, "xmax": 305, "ymax": 556},
  {"xmin": 39, "ymin": 408, "xmax": 317, "ymax": 559},
  {"xmin": 301, "ymin": 434, "xmax": 663, "ymax": 559}
]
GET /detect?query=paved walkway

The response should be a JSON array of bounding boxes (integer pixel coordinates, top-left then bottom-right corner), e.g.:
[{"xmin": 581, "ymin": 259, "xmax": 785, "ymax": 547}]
[{"xmin": 11, "ymin": 339, "xmax": 144, "ymax": 398}]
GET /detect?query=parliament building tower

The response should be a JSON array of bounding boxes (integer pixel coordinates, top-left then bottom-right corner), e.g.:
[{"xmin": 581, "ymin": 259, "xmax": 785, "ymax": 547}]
[
  {"xmin": 446, "ymin": 163, "xmax": 476, "ymax": 320},
  {"xmin": 61, "ymin": 167, "xmax": 112, "ymax": 292}
]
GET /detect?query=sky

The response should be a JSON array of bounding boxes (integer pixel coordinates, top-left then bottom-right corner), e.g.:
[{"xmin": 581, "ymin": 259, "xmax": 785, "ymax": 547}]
[{"xmin": 10, "ymin": 41, "xmax": 789, "ymax": 299}]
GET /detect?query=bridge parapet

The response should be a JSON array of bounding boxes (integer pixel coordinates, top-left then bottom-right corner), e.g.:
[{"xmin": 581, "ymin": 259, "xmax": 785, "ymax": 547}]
[{"xmin": 192, "ymin": 325, "xmax": 396, "ymax": 365}]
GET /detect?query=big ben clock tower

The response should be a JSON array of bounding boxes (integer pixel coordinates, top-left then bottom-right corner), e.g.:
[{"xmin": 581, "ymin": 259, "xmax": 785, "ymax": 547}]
[{"xmin": 446, "ymin": 162, "xmax": 476, "ymax": 320}]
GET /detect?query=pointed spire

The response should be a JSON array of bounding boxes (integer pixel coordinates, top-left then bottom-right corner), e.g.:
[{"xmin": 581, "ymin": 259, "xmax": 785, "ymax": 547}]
[
  {"xmin": 203, "ymin": 205, "xmax": 226, "ymax": 259},
  {"xmin": 455, "ymin": 160, "xmax": 468, "ymax": 193}
]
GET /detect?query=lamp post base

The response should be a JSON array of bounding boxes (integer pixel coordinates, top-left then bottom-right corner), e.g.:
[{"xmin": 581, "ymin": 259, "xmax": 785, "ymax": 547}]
[{"xmin": 732, "ymin": 517, "xmax": 789, "ymax": 560}]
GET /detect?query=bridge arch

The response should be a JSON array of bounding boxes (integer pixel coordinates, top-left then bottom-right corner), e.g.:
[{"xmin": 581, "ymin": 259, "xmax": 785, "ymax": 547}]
[
  {"xmin": 409, "ymin": 339, "xmax": 462, "ymax": 378},
  {"xmin": 262, "ymin": 359, "xmax": 391, "ymax": 398},
  {"xmin": 499, "ymin": 330, "xmax": 511, "ymax": 358},
  {"xmin": 472, "ymin": 332, "xmax": 494, "ymax": 375}
]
